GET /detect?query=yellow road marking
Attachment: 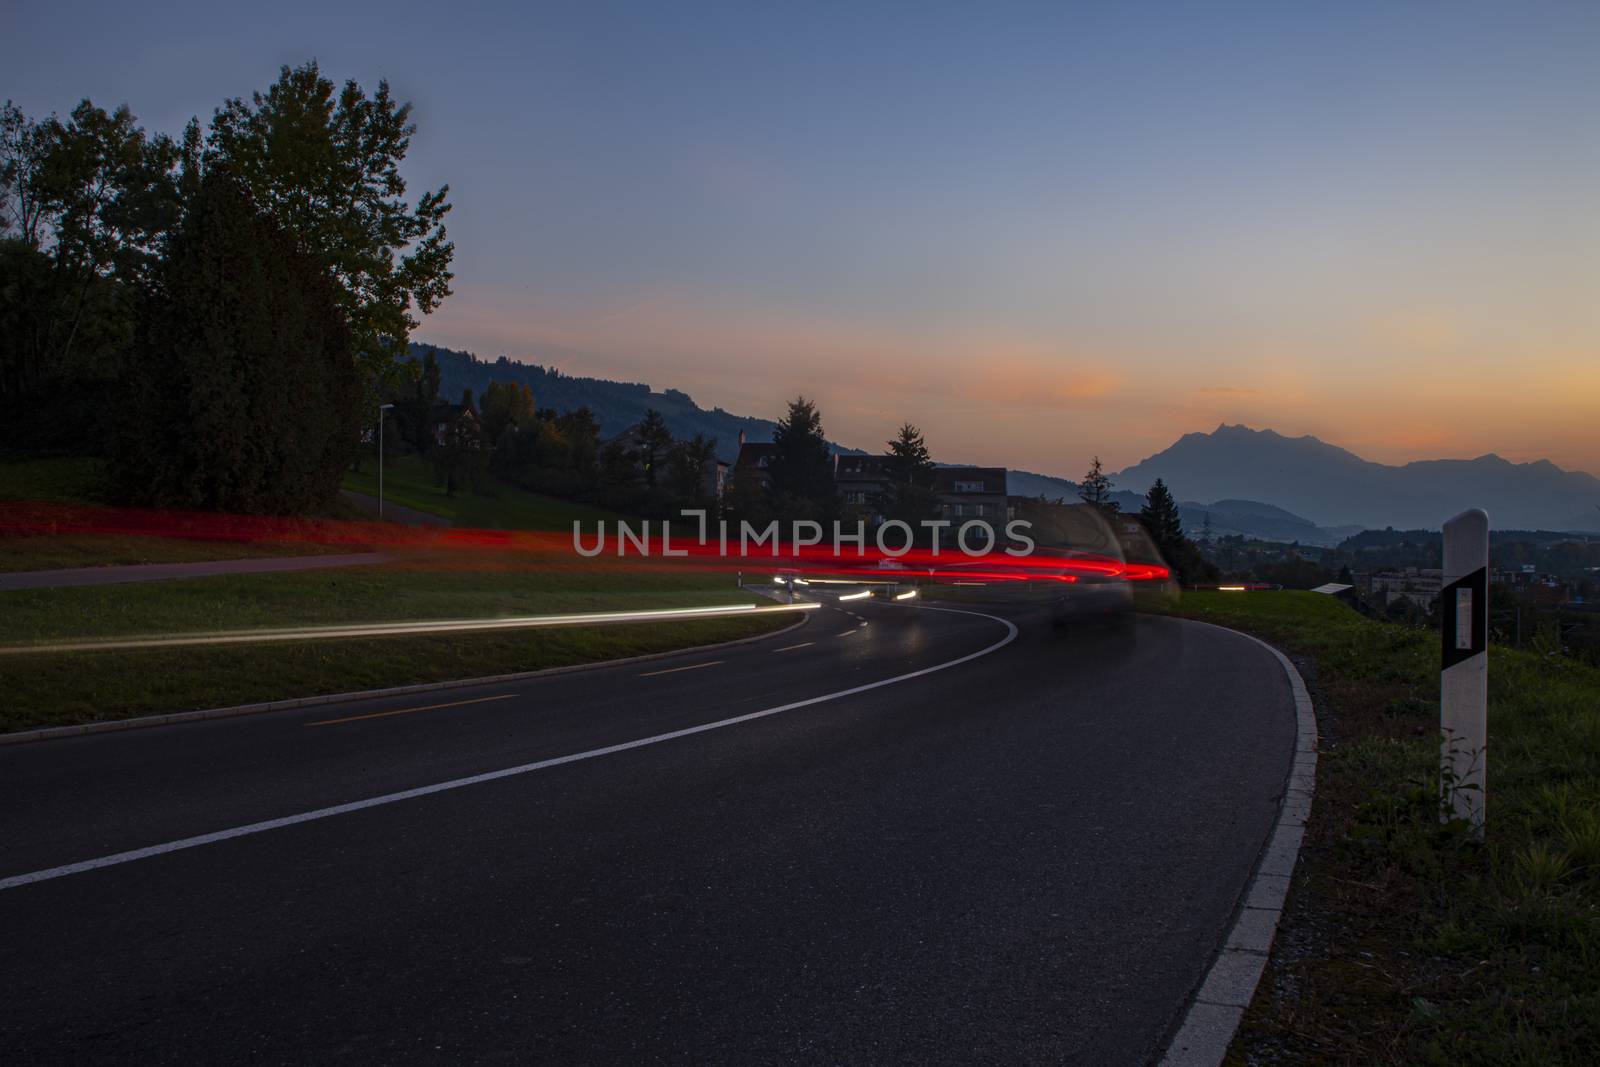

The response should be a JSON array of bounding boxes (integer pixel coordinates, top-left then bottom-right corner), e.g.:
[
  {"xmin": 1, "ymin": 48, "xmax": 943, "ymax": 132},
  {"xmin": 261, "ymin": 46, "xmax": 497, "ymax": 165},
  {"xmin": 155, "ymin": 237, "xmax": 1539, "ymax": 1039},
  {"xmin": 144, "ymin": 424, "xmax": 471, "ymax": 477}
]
[
  {"xmin": 639, "ymin": 660, "xmax": 723, "ymax": 677},
  {"xmin": 305, "ymin": 693, "xmax": 517, "ymax": 727}
]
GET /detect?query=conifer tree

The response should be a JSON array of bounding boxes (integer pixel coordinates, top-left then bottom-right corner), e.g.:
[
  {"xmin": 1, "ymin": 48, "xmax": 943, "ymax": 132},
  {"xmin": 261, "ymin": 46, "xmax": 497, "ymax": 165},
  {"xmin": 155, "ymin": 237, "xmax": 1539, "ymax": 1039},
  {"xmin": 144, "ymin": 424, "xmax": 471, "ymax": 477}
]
[
  {"xmin": 114, "ymin": 172, "xmax": 357, "ymax": 513},
  {"xmin": 1078, "ymin": 455, "xmax": 1117, "ymax": 511}
]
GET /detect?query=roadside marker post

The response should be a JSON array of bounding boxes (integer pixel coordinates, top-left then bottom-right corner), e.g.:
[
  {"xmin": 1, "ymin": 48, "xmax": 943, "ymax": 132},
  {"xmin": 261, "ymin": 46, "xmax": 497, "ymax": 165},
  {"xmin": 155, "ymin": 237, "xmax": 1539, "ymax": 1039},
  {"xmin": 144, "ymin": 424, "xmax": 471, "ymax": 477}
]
[{"xmin": 1440, "ymin": 508, "xmax": 1489, "ymax": 838}]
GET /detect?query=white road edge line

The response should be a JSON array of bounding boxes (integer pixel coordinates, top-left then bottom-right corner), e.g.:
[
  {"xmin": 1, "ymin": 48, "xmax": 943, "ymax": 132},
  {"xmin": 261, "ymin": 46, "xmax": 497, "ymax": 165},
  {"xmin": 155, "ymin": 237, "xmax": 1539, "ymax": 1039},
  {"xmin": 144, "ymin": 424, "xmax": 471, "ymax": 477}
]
[
  {"xmin": 0, "ymin": 605, "xmax": 1017, "ymax": 892},
  {"xmin": 1157, "ymin": 619, "xmax": 1319, "ymax": 1067}
]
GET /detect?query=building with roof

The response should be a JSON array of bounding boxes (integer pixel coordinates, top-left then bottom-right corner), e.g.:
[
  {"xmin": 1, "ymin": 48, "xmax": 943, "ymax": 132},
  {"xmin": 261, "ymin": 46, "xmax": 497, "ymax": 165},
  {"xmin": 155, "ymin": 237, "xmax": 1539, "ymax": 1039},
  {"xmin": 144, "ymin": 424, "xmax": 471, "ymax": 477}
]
[
  {"xmin": 934, "ymin": 467, "xmax": 1008, "ymax": 526},
  {"xmin": 732, "ymin": 433, "xmax": 778, "ymax": 496},
  {"xmin": 835, "ymin": 454, "xmax": 891, "ymax": 522}
]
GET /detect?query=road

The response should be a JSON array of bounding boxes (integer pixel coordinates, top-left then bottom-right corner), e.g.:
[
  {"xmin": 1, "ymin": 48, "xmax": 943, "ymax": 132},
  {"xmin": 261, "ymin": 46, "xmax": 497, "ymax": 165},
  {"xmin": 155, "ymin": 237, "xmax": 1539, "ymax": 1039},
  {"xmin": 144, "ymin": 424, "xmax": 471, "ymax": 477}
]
[{"xmin": 0, "ymin": 597, "xmax": 1295, "ymax": 1065}]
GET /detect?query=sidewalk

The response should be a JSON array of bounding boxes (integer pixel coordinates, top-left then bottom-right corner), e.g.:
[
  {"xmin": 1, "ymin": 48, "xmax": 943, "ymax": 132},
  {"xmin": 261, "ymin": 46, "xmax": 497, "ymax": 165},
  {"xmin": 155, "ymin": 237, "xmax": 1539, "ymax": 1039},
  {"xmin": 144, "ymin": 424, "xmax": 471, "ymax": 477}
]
[{"xmin": 0, "ymin": 553, "xmax": 392, "ymax": 591}]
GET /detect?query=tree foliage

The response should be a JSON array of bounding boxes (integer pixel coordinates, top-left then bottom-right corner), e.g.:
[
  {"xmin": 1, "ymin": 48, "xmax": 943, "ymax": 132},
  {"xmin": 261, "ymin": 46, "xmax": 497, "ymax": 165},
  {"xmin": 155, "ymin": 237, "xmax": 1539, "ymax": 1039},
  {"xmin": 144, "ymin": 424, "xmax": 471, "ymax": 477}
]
[
  {"xmin": 1139, "ymin": 478, "xmax": 1184, "ymax": 547},
  {"xmin": 877, "ymin": 422, "xmax": 939, "ymax": 525},
  {"xmin": 1078, "ymin": 455, "xmax": 1117, "ymax": 510},
  {"xmin": 480, "ymin": 380, "xmax": 536, "ymax": 444},
  {"xmin": 204, "ymin": 62, "xmax": 453, "ymax": 396},
  {"xmin": 634, "ymin": 408, "xmax": 673, "ymax": 487},
  {"xmin": 431, "ymin": 393, "xmax": 484, "ymax": 497},
  {"xmin": 667, "ymin": 432, "xmax": 718, "ymax": 502},
  {"xmin": 111, "ymin": 173, "xmax": 358, "ymax": 513},
  {"xmin": 767, "ymin": 396, "xmax": 837, "ymax": 520},
  {"xmin": 1, "ymin": 99, "xmax": 183, "ymax": 411},
  {"xmin": 1139, "ymin": 477, "xmax": 1217, "ymax": 584}
]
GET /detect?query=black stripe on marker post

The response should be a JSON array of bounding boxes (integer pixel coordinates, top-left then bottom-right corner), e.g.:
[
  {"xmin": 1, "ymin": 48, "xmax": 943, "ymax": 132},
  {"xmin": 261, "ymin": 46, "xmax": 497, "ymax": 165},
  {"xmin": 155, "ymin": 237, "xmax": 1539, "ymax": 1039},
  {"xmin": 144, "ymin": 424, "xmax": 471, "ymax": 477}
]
[{"xmin": 1440, "ymin": 565, "xmax": 1488, "ymax": 671}]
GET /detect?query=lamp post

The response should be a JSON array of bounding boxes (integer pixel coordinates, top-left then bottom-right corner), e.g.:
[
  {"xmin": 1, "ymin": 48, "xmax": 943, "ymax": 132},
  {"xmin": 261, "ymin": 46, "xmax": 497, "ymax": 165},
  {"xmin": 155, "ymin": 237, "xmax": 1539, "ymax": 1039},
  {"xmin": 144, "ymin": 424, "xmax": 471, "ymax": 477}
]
[{"xmin": 378, "ymin": 403, "xmax": 394, "ymax": 520}]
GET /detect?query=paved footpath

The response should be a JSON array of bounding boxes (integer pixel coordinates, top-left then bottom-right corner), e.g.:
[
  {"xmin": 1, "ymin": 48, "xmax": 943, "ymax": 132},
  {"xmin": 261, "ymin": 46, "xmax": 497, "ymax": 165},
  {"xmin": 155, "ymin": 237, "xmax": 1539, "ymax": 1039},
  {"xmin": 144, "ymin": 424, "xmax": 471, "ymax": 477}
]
[{"xmin": 0, "ymin": 552, "xmax": 392, "ymax": 591}]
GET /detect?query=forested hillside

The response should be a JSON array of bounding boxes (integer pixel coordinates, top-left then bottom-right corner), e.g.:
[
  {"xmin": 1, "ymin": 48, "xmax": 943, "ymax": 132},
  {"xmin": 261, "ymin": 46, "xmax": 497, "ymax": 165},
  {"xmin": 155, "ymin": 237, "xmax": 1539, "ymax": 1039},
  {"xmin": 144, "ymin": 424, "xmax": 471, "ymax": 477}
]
[{"xmin": 407, "ymin": 343, "xmax": 864, "ymax": 460}]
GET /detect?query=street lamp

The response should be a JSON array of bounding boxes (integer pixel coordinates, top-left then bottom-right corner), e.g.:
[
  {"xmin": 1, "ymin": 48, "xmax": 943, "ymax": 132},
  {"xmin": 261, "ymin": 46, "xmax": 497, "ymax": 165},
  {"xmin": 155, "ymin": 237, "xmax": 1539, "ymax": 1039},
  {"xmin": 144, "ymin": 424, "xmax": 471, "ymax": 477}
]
[{"xmin": 378, "ymin": 403, "xmax": 395, "ymax": 520}]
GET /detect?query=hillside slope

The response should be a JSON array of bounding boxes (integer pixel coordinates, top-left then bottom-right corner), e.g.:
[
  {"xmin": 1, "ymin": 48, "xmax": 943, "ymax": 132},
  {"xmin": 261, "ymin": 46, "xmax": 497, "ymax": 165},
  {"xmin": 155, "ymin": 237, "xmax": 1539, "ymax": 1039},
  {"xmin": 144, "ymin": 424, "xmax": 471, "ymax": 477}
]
[{"xmin": 408, "ymin": 344, "xmax": 865, "ymax": 461}]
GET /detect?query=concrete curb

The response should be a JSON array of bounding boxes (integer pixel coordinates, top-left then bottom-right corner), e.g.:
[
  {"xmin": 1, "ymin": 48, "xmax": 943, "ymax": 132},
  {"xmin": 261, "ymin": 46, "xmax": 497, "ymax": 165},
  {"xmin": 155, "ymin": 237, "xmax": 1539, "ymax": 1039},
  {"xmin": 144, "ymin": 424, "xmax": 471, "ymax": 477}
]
[
  {"xmin": 1, "ymin": 610, "xmax": 811, "ymax": 747},
  {"xmin": 1158, "ymin": 620, "xmax": 1319, "ymax": 1067}
]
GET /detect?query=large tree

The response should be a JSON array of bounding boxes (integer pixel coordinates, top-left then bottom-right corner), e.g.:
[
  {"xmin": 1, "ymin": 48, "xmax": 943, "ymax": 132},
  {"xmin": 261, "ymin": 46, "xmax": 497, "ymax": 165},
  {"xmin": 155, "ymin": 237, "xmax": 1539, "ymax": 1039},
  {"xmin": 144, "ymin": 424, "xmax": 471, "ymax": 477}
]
[
  {"xmin": 1078, "ymin": 455, "xmax": 1118, "ymax": 511},
  {"xmin": 112, "ymin": 172, "xmax": 358, "ymax": 513},
  {"xmin": 1, "ymin": 100, "xmax": 183, "ymax": 411},
  {"xmin": 667, "ymin": 433, "xmax": 718, "ymax": 503},
  {"xmin": 1139, "ymin": 478, "xmax": 1216, "ymax": 585},
  {"xmin": 480, "ymin": 380, "xmax": 536, "ymax": 445},
  {"xmin": 204, "ymin": 62, "xmax": 453, "ymax": 399},
  {"xmin": 877, "ymin": 422, "xmax": 939, "ymax": 525},
  {"xmin": 767, "ymin": 396, "xmax": 837, "ymax": 520},
  {"xmin": 634, "ymin": 408, "xmax": 673, "ymax": 487},
  {"xmin": 1139, "ymin": 478, "xmax": 1184, "ymax": 549}
]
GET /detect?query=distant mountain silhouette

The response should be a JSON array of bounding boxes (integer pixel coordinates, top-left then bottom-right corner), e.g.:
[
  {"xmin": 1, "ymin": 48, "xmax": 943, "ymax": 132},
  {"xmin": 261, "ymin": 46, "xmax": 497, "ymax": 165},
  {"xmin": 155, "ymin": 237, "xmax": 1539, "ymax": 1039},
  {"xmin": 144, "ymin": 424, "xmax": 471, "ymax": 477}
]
[
  {"xmin": 407, "ymin": 343, "xmax": 865, "ymax": 461},
  {"xmin": 1116, "ymin": 424, "xmax": 1600, "ymax": 532},
  {"xmin": 410, "ymin": 346, "xmax": 1598, "ymax": 534},
  {"xmin": 999, "ymin": 468, "xmax": 1348, "ymax": 544}
]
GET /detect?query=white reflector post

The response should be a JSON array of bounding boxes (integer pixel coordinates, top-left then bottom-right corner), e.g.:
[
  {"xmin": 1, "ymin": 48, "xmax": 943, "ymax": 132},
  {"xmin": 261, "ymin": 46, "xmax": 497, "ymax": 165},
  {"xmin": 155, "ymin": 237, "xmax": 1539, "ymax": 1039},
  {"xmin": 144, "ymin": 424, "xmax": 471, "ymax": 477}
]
[{"xmin": 1440, "ymin": 507, "xmax": 1489, "ymax": 838}]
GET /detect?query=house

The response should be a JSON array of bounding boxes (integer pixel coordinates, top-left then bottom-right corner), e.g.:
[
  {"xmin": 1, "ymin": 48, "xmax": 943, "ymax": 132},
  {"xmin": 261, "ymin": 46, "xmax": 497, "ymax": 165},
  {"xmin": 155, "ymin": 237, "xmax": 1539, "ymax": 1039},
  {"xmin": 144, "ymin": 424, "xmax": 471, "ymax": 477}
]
[
  {"xmin": 427, "ymin": 402, "xmax": 480, "ymax": 448},
  {"xmin": 1360, "ymin": 567, "xmax": 1443, "ymax": 610},
  {"xmin": 834, "ymin": 454, "xmax": 891, "ymax": 521},
  {"xmin": 732, "ymin": 433, "xmax": 778, "ymax": 496},
  {"xmin": 934, "ymin": 467, "xmax": 1008, "ymax": 525}
]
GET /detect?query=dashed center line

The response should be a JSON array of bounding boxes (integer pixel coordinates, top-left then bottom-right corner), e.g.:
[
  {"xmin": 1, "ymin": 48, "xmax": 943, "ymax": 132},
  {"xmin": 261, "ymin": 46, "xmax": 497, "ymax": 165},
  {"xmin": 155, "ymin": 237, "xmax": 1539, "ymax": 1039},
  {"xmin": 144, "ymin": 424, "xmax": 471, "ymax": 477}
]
[
  {"xmin": 639, "ymin": 660, "xmax": 723, "ymax": 677},
  {"xmin": 305, "ymin": 693, "xmax": 516, "ymax": 728},
  {"xmin": 0, "ymin": 604, "xmax": 1017, "ymax": 891},
  {"xmin": 773, "ymin": 642, "xmax": 814, "ymax": 652},
  {"xmin": 835, "ymin": 628, "xmax": 859, "ymax": 637}
]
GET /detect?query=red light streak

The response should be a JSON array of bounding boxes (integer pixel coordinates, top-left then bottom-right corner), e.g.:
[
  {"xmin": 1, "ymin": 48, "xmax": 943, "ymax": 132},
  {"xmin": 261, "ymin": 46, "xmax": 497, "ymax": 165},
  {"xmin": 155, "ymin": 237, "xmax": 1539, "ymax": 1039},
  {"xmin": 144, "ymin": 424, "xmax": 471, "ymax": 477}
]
[{"xmin": 3, "ymin": 502, "xmax": 1171, "ymax": 588}]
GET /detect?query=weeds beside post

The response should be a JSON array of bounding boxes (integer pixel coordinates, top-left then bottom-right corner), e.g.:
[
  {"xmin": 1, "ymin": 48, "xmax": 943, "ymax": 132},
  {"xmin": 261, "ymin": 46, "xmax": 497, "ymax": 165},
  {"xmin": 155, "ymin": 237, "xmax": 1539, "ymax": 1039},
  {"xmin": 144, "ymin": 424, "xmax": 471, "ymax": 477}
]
[{"xmin": 1440, "ymin": 507, "xmax": 1489, "ymax": 838}]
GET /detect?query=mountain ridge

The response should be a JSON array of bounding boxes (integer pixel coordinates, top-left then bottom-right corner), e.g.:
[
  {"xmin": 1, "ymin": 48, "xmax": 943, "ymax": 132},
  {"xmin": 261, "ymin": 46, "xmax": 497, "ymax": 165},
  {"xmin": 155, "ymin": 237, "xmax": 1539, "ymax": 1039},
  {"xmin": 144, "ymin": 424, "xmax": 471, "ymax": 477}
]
[
  {"xmin": 410, "ymin": 344, "xmax": 1597, "ymax": 535},
  {"xmin": 1117, "ymin": 423, "xmax": 1599, "ymax": 531},
  {"xmin": 407, "ymin": 343, "xmax": 868, "ymax": 462}
]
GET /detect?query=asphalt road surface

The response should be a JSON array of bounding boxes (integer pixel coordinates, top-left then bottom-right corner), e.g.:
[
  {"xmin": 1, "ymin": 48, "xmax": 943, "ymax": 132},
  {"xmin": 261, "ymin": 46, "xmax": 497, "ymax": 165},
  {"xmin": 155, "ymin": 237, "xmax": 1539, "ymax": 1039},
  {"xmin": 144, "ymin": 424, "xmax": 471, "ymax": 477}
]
[{"xmin": 0, "ymin": 597, "xmax": 1295, "ymax": 1065}]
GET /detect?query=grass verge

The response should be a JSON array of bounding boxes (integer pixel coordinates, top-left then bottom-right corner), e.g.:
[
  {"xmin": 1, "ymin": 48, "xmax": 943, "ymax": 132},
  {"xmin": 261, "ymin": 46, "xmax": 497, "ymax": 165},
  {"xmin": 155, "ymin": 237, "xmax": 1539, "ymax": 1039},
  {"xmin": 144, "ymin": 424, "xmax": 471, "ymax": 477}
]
[
  {"xmin": 341, "ymin": 452, "xmax": 619, "ymax": 530},
  {"xmin": 0, "ymin": 554, "xmax": 788, "ymax": 733},
  {"xmin": 1158, "ymin": 591, "xmax": 1600, "ymax": 1066},
  {"xmin": 1, "ymin": 454, "xmax": 372, "ymax": 572}
]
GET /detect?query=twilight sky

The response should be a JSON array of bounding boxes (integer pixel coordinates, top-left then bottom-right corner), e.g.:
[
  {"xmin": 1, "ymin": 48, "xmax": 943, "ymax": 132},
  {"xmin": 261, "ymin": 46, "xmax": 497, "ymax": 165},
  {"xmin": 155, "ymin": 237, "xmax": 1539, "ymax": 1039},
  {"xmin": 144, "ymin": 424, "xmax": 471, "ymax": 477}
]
[{"xmin": 8, "ymin": 1, "xmax": 1598, "ymax": 476}]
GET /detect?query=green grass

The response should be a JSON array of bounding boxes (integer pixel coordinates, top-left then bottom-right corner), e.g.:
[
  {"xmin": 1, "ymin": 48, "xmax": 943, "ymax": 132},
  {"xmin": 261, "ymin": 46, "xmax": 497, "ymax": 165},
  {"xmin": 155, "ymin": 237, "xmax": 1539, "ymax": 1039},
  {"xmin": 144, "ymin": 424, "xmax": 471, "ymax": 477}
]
[
  {"xmin": 2, "ymin": 450, "xmax": 617, "ymax": 572},
  {"xmin": 342, "ymin": 452, "xmax": 619, "ymax": 531},
  {"xmin": 0, "ymin": 556, "xmax": 764, "ymax": 643},
  {"xmin": 0, "ymin": 552, "xmax": 791, "ymax": 732},
  {"xmin": 0, "ymin": 454, "xmax": 372, "ymax": 571},
  {"xmin": 1159, "ymin": 591, "xmax": 1600, "ymax": 1065},
  {"xmin": 0, "ymin": 455, "xmax": 785, "ymax": 730},
  {"xmin": 0, "ymin": 535, "xmax": 367, "ymax": 573},
  {"xmin": 0, "ymin": 454, "xmax": 109, "ymax": 504}
]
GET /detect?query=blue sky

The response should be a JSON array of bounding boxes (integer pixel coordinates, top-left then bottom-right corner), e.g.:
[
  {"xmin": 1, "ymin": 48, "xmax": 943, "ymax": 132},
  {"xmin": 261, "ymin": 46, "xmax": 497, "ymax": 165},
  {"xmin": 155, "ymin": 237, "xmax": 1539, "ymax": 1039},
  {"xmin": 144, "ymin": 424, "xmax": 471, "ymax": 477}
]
[{"xmin": 8, "ymin": 1, "xmax": 1598, "ymax": 474}]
